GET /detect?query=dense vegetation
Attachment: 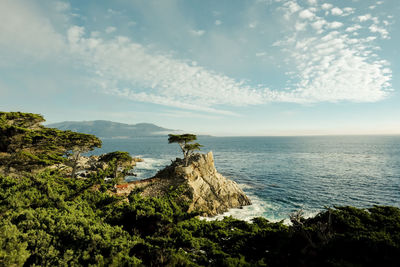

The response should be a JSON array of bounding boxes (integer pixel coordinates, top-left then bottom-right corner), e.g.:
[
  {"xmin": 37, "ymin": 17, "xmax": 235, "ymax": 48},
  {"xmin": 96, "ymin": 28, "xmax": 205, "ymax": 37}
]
[
  {"xmin": 0, "ymin": 112, "xmax": 101, "ymax": 173},
  {"xmin": 1, "ymin": 112, "xmax": 399, "ymax": 266}
]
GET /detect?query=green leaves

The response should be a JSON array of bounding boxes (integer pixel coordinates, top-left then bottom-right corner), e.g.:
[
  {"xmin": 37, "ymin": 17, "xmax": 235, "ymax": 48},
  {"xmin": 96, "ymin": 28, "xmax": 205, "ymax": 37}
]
[
  {"xmin": 0, "ymin": 111, "xmax": 101, "ymax": 173},
  {"xmin": 168, "ymin": 134, "xmax": 202, "ymax": 166},
  {"xmin": 184, "ymin": 143, "xmax": 203, "ymax": 152},
  {"xmin": 168, "ymin": 134, "xmax": 197, "ymax": 144},
  {"xmin": 99, "ymin": 151, "xmax": 131, "ymax": 163},
  {"xmin": 1, "ymin": 170, "xmax": 400, "ymax": 266}
]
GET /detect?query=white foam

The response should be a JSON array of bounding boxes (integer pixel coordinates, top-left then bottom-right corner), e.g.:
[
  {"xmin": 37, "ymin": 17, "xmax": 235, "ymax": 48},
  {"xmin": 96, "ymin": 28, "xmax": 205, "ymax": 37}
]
[
  {"xmin": 135, "ymin": 157, "xmax": 170, "ymax": 170},
  {"xmin": 126, "ymin": 157, "xmax": 171, "ymax": 180},
  {"xmin": 202, "ymin": 185, "xmax": 322, "ymax": 225},
  {"xmin": 202, "ymin": 191, "xmax": 274, "ymax": 222}
]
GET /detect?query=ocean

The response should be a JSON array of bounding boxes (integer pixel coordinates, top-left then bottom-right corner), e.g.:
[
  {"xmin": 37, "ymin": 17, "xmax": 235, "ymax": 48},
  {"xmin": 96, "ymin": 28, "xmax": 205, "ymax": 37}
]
[{"xmin": 92, "ymin": 135, "xmax": 400, "ymax": 222}]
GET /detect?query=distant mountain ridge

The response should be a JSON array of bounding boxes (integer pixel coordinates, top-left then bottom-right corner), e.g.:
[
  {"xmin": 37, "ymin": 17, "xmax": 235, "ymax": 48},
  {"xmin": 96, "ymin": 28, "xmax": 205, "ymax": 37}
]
[{"xmin": 47, "ymin": 120, "xmax": 179, "ymax": 139}]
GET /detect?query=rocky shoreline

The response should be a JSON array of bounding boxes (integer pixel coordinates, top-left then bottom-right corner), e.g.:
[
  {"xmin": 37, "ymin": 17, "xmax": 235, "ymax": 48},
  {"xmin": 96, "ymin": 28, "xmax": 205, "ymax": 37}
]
[
  {"xmin": 65, "ymin": 151, "xmax": 251, "ymax": 217},
  {"xmin": 114, "ymin": 151, "xmax": 251, "ymax": 216}
]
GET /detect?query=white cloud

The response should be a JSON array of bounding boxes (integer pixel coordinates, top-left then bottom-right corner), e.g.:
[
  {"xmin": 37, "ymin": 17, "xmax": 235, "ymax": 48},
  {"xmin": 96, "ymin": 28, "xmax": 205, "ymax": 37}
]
[
  {"xmin": 66, "ymin": 26, "xmax": 274, "ymax": 113},
  {"xmin": 1, "ymin": 0, "xmax": 394, "ymax": 114},
  {"xmin": 189, "ymin": 29, "xmax": 205, "ymax": 36},
  {"xmin": 282, "ymin": 1, "xmax": 301, "ymax": 20},
  {"xmin": 105, "ymin": 26, "xmax": 116, "ymax": 34},
  {"xmin": 298, "ymin": 9, "xmax": 315, "ymax": 20},
  {"xmin": 273, "ymin": 1, "xmax": 392, "ymax": 103},
  {"xmin": 311, "ymin": 19, "xmax": 326, "ymax": 30},
  {"xmin": 307, "ymin": 0, "xmax": 317, "ymax": 5},
  {"xmin": 342, "ymin": 7, "xmax": 355, "ymax": 16},
  {"xmin": 345, "ymin": 24, "xmax": 362, "ymax": 32},
  {"xmin": 331, "ymin": 7, "xmax": 343, "ymax": 16},
  {"xmin": 54, "ymin": 1, "xmax": 70, "ymax": 12},
  {"xmin": 321, "ymin": 3, "xmax": 332, "ymax": 10},
  {"xmin": 327, "ymin": 21, "xmax": 343, "ymax": 29},
  {"xmin": 215, "ymin": 20, "xmax": 222, "ymax": 25},
  {"xmin": 358, "ymin": 14, "xmax": 372, "ymax": 22},
  {"xmin": 369, "ymin": 24, "xmax": 389, "ymax": 39},
  {"xmin": 295, "ymin": 21, "xmax": 307, "ymax": 31},
  {"xmin": 0, "ymin": 0, "xmax": 65, "ymax": 60},
  {"xmin": 249, "ymin": 22, "xmax": 257, "ymax": 28}
]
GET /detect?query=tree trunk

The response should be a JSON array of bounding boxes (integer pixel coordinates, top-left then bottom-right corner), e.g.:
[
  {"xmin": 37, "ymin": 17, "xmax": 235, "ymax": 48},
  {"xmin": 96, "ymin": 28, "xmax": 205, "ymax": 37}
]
[
  {"xmin": 71, "ymin": 151, "xmax": 80, "ymax": 179},
  {"xmin": 114, "ymin": 161, "xmax": 119, "ymax": 178},
  {"xmin": 179, "ymin": 142, "xmax": 186, "ymax": 158}
]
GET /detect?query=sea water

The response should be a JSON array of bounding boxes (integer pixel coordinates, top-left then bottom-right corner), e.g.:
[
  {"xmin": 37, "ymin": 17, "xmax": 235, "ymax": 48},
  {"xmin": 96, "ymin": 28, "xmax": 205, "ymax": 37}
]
[{"xmin": 93, "ymin": 136, "xmax": 400, "ymax": 222}]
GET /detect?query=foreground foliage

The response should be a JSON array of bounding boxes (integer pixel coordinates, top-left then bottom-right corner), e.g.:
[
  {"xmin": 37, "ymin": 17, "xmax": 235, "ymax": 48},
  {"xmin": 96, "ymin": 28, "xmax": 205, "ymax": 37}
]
[{"xmin": 0, "ymin": 171, "xmax": 399, "ymax": 266}]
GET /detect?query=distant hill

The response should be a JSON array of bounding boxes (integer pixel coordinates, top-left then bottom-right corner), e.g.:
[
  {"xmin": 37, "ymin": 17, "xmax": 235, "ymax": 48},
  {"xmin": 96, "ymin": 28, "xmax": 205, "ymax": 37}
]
[{"xmin": 46, "ymin": 120, "xmax": 179, "ymax": 139}]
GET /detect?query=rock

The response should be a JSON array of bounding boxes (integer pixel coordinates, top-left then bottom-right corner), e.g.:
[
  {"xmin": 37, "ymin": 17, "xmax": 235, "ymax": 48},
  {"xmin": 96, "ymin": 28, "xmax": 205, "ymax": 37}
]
[{"xmin": 115, "ymin": 152, "xmax": 251, "ymax": 217}]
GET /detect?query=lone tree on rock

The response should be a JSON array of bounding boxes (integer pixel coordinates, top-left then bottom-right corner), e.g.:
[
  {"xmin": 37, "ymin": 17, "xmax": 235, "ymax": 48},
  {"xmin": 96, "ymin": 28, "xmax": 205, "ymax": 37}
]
[
  {"xmin": 168, "ymin": 134, "xmax": 202, "ymax": 166},
  {"xmin": 99, "ymin": 151, "xmax": 132, "ymax": 178}
]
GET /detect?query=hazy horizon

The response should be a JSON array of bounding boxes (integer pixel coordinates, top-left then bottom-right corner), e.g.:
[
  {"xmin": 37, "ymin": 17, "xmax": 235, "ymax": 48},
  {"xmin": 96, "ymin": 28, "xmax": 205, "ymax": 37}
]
[{"xmin": 1, "ymin": 0, "xmax": 399, "ymax": 136}]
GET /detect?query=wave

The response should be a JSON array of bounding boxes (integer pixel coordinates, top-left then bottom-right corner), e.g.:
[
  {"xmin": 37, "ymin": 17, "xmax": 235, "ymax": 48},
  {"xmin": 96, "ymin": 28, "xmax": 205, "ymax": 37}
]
[
  {"xmin": 203, "ymin": 183, "xmax": 321, "ymax": 224},
  {"xmin": 126, "ymin": 157, "xmax": 171, "ymax": 181}
]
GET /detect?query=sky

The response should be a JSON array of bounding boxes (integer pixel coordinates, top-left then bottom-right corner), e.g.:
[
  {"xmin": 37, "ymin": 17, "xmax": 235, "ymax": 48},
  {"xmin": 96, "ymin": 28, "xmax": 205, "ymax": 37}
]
[{"xmin": 1, "ymin": 0, "xmax": 399, "ymax": 136}]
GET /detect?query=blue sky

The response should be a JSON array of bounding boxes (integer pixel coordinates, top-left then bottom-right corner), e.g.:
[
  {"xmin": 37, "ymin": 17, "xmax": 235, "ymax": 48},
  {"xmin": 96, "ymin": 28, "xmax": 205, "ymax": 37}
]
[{"xmin": 1, "ymin": 0, "xmax": 399, "ymax": 135}]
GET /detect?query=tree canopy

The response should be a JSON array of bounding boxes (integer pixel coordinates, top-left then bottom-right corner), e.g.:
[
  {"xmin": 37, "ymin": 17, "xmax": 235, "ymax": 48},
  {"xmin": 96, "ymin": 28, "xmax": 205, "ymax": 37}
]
[
  {"xmin": 0, "ymin": 111, "xmax": 101, "ymax": 173},
  {"xmin": 99, "ymin": 151, "xmax": 133, "ymax": 178},
  {"xmin": 168, "ymin": 134, "xmax": 202, "ymax": 166}
]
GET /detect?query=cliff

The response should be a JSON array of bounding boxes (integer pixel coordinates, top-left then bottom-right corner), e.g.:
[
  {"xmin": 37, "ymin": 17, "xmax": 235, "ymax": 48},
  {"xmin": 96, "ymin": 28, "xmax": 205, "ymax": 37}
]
[{"xmin": 114, "ymin": 151, "xmax": 251, "ymax": 216}]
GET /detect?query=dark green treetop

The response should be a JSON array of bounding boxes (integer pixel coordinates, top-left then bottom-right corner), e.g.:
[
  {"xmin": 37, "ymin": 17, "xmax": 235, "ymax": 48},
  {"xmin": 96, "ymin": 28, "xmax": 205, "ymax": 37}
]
[
  {"xmin": 0, "ymin": 111, "xmax": 101, "ymax": 172},
  {"xmin": 99, "ymin": 151, "xmax": 132, "ymax": 178},
  {"xmin": 168, "ymin": 134, "xmax": 202, "ymax": 166}
]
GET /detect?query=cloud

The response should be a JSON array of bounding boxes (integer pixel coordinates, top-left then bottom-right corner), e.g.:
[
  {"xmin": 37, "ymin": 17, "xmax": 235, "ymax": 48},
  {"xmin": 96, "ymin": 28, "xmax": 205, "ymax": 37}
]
[
  {"xmin": 369, "ymin": 24, "xmax": 389, "ymax": 39},
  {"xmin": 345, "ymin": 24, "xmax": 362, "ymax": 32},
  {"xmin": 311, "ymin": 19, "xmax": 326, "ymax": 30},
  {"xmin": 105, "ymin": 26, "xmax": 116, "ymax": 34},
  {"xmin": 0, "ymin": 0, "xmax": 66, "ymax": 61},
  {"xmin": 331, "ymin": 7, "xmax": 343, "ymax": 16},
  {"xmin": 358, "ymin": 14, "xmax": 372, "ymax": 22},
  {"xmin": 321, "ymin": 3, "xmax": 332, "ymax": 10},
  {"xmin": 215, "ymin": 20, "xmax": 222, "ymax": 25},
  {"xmin": 1, "ymin": 0, "xmax": 394, "ymax": 115},
  {"xmin": 283, "ymin": 1, "xmax": 301, "ymax": 16},
  {"xmin": 66, "ymin": 26, "xmax": 273, "ymax": 114},
  {"xmin": 338, "ymin": 7, "xmax": 354, "ymax": 17},
  {"xmin": 307, "ymin": 0, "xmax": 317, "ymax": 5},
  {"xmin": 295, "ymin": 21, "xmax": 307, "ymax": 31},
  {"xmin": 189, "ymin": 29, "xmax": 205, "ymax": 36},
  {"xmin": 273, "ymin": 0, "xmax": 392, "ymax": 103},
  {"xmin": 53, "ymin": 1, "xmax": 70, "ymax": 12},
  {"xmin": 298, "ymin": 9, "xmax": 315, "ymax": 20},
  {"xmin": 248, "ymin": 22, "xmax": 257, "ymax": 28},
  {"xmin": 327, "ymin": 21, "xmax": 343, "ymax": 29}
]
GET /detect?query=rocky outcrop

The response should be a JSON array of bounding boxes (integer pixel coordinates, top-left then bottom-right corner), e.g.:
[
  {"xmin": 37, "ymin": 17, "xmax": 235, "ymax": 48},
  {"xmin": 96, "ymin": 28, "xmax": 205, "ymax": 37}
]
[
  {"xmin": 115, "ymin": 152, "xmax": 251, "ymax": 216},
  {"xmin": 52, "ymin": 155, "xmax": 142, "ymax": 178},
  {"xmin": 74, "ymin": 155, "xmax": 142, "ymax": 171}
]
